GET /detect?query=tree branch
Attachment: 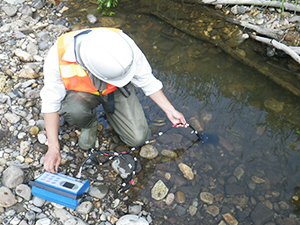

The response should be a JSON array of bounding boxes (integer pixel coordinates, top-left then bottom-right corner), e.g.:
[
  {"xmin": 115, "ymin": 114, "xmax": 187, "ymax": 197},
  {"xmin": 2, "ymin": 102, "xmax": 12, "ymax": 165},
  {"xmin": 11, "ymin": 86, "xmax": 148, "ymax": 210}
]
[
  {"xmin": 250, "ymin": 34, "xmax": 300, "ymax": 64},
  {"xmin": 230, "ymin": 19, "xmax": 285, "ymax": 39},
  {"xmin": 200, "ymin": 0, "xmax": 300, "ymax": 12}
]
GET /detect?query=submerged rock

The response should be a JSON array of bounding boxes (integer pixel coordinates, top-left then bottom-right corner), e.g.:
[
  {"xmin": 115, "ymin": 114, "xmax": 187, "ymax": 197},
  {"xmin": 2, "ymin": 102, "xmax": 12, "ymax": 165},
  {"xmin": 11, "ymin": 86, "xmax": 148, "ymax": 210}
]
[
  {"xmin": 151, "ymin": 180, "xmax": 169, "ymax": 201},
  {"xmin": 140, "ymin": 144, "xmax": 158, "ymax": 159},
  {"xmin": 264, "ymin": 98, "xmax": 285, "ymax": 113},
  {"xmin": 222, "ymin": 213, "xmax": 238, "ymax": 225},
  {"xmin": 178, "ymin": 163, "xmax": 194, "ymax": 180},
  {"xmin": 200, "ymin": 192, "xmax": 214, "ymax": 204}
]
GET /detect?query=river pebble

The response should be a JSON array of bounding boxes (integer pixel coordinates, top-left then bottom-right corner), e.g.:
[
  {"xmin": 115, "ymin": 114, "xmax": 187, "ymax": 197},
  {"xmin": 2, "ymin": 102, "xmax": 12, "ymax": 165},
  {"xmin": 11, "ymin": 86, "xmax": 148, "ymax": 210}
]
[
  {"xmin": 178, "ymin": 163, "xmax": 194, "ymax": 180},
  {"xmin": 206, "ymin": 205, "xmax": 220, "ymax": 217},
  {"xmin": 200, "ymin": 192, "xmax": 214, "ymax": 204},
  {"xmin": 140, "ymin": 144, "xmax": 159, "ymax": 159},
  {"xmin": 175, "ymin": 191, "xmax": 186, "ymax": 203},
  {"xmin": 116, "ymin": 215, "xmax": 149, "ymax": 225},
  {"xmin": 0, "ymin": 186, "xmax": 17, "ymax": 207},
  {"xmin": 151, "ymin": 180, "xmax": 169, "ymax": 200},
  {"xmin": 2, "ymin": 166, "xmax": 24, "ymax": 188}
]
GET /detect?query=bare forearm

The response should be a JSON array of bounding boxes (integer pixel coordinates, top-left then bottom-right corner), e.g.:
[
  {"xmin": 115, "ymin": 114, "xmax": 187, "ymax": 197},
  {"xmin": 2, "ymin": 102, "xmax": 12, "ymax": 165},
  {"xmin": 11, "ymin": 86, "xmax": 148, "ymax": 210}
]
[
  {"xmin": 149, "ymin": 90, "xmax": 187, "ymax": 126},
  {"xmin": 149, "ymin": 90, "xmax": 175, "ymax": 114},
  {"xmin": 44, "ymin": 112, "xmax": 60, "ymax": 151}
]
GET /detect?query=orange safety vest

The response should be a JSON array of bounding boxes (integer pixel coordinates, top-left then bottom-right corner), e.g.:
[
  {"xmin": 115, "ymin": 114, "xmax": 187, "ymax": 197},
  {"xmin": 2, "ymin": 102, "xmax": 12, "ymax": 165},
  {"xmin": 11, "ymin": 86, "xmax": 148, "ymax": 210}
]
[{"xmin": 57, "ymin": 28, "xmax": 120, "ymax": 95}]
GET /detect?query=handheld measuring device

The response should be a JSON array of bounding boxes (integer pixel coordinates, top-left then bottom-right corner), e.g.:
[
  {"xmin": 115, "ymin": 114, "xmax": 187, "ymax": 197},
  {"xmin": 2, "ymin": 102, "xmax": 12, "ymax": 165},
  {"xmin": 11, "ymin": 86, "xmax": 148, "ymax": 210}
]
[{"xmin": 29, "ymin": 171, "xmax": 90, "ymax": 209}]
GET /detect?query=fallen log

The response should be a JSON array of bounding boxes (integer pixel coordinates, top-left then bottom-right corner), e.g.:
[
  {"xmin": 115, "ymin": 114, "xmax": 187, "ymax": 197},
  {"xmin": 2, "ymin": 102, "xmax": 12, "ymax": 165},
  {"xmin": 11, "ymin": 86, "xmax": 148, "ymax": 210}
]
[
  {"xmin": 250, "ymin": 35, "xmax": 300, "ymax": 64},
  {"xmin": 230, "ymin": 19, "xmax": 285, "ymax": 40},
  {"xmin": 200, "ymin": 0, "xmax": 300, "ymax": 12},
  {"xmin": 290, "ymin": 46, "xmax": 300, "ymax": 55}
]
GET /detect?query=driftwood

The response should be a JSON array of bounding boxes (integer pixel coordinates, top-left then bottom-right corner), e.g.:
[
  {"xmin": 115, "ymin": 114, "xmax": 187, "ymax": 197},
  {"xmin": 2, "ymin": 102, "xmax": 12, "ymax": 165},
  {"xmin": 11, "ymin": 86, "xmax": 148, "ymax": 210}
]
[
  {"xmin": 290, "ymin": 46, "xmax": 300, "ymax": 55},
  {"xmin": 230, "ymin": 19, "xmax": 285, "ymax": 40},
  {"xmin": 250, "ymin": 35, "xmax": 300, "ymax": 64},
  {"xmin": 201, "ymin": 0, "xmax": 300, "ymax": 12}
]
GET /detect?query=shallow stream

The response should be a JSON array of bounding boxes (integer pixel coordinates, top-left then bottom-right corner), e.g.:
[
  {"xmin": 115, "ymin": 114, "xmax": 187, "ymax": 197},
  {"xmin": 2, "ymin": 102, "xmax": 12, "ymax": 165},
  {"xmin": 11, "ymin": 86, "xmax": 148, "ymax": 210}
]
[{"xmin": 58, "ymin": 0, "xmax": 300, "ymax": 224}]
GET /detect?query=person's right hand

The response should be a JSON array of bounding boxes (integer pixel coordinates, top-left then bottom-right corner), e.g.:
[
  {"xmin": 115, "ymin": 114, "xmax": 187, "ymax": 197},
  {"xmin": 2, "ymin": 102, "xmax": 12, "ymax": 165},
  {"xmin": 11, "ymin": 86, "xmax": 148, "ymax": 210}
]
[{"xmin": 44, "ymin": 147, "xmax": 61, "ymax": 173}]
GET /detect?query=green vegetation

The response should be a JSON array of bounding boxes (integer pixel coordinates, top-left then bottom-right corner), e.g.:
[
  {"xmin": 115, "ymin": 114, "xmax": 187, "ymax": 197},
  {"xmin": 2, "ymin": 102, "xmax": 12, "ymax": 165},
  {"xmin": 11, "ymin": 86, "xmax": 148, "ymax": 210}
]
[
  {"xmin": 262, "ymin": 0, "xmax": 299, "ymax": 14},
  {"xmin": 98, "ymin": 0, "xmax": 118, "ymax": 16},
  {"xmin": 297, "ymin": 131, "xmax": 300, "ymax": 135}
]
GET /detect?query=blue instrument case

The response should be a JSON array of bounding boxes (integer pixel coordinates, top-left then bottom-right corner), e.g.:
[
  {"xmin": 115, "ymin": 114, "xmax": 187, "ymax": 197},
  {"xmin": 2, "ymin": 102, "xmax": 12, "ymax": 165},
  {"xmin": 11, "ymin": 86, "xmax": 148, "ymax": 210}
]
[{"xmin": 29, "ymin": 171, "xmax": 90, "ymax": 209}]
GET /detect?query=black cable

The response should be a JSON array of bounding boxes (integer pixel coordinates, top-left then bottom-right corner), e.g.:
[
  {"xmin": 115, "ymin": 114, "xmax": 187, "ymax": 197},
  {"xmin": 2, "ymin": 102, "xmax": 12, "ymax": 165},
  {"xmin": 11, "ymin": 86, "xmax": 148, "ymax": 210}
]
[{"xmin": 77, "ymin": 123, "xmax": 214, "ymax": 193}]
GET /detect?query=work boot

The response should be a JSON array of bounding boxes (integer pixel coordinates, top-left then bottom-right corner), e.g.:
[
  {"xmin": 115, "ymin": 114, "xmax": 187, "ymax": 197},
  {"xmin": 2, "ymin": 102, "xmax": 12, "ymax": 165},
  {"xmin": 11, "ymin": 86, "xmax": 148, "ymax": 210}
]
[{"xmin": 78, "ymin": 118, "xmax": 98, "ymax": 151}]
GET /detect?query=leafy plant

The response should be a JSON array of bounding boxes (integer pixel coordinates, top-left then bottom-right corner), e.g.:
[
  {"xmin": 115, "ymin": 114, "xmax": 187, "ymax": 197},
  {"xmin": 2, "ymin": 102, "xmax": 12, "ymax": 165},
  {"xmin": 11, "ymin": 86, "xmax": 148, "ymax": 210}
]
[
  {"xmin": 98, "ymin": 0, "xmax": 118, "ymax": 16},
  {"xmin": 297, "ymin": 131, "xmax": 300, "ymax": 135}
]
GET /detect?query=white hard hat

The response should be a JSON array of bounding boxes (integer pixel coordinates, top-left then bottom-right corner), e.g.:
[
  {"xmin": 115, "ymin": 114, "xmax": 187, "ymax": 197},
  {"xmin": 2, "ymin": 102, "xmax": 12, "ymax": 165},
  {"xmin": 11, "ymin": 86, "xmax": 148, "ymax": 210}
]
[{"xmin": 78, "ymin": 29, "xmax": 135, "ymax": 87}]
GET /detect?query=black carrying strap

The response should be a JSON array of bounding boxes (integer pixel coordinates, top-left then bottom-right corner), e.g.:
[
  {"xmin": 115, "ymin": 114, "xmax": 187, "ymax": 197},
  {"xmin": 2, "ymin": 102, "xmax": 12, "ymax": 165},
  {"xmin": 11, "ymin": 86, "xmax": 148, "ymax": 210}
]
[
  {"xmin": 107, "ymin": 84, "xmax": 131, "ymax": 114},
  {"xmin": 107, "ymin": 92, "xmax": 115, "ymax": 114}
]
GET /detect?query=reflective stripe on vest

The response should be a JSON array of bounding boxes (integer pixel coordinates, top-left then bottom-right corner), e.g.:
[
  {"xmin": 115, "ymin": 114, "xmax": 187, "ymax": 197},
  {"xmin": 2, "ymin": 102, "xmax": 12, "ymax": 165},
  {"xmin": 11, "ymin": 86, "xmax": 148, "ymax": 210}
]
[{"xmin": 57, "ymin": 27, "xmax": 120, "ymax": 95}]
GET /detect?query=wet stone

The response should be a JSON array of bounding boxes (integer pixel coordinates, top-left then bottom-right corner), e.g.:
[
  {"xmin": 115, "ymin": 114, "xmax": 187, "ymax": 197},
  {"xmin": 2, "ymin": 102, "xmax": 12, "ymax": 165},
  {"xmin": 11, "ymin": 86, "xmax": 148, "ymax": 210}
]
[
  {"xmin": 250, "ymin": 202, "xmax": 274, "ymax": 225},
  {"xmin": 178, "ymin": 163, "xmax": 194, "ymax": 180},
  {"xmin": 227, "ymin": 194, "xmax": 249, "ymax": 208},
  {"xmin": 151, "ymin": 180, "xmax": 169, "ymax": 201},
  {"xmin": 128, "ymin": 204, "xmax": 142, "ymax": 215},
  {"xmin": 200, "ymin": 192, "xmax": 214, "ymax": 204},
  {"xmin": 247, "ymin": 180, "xmax": 256, "ymax": 190},
  {"xmin": 222, "ymin": 213, "xmax": 238, "ymax": 225},
  {"xmin": 225, "ymin": 184, "xmax": 246, "ymax": 195},
  {"xmin": 189, "ymin": 205, "xmax": 197, "ymax": 216},
  {"xmin": 252, "ymin": 175, "xmax": 266, "ymax": 184},
  {"xmin": 169, "ymin": 173, "xmax": 187, "ymax": 187},
  {"xmin": 264, "ymin": 98, "xmax": 284, "ymax": 113},
  {"xmin": 233, "ymin": 164, "xmax": 245, "ymax": 180},
  {"xmin": 175, "ymin": 191, "xmax": 186, "ymax": 204},
  {"xmin": 178, "ymin": 185, "xmax": 201, "ymax": 199},
  {"xmin": 175, "ymin": 205, "xmax": 187, "ymax": 216},
  {"xmin": 165, "ymin": 193, "xmax": 175, "ymax": 206},
  {"xmin": 140, "ymin": 144, "xmax": 158, "ymax": 159},
  {"xmin": 206, "ymin": 205, "xmax": 220, "ymax": 217},
  {"xmin": 161, "ymin": 149, "xmax": 177, "ymax": 158}
]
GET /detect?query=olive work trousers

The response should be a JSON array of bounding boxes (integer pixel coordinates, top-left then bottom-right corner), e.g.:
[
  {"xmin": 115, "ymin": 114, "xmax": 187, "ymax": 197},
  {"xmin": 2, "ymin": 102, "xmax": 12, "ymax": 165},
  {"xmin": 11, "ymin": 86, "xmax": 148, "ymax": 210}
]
[{"xmin": 59, "ymin": 83, "xmax": 151, "ymax": 147}]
